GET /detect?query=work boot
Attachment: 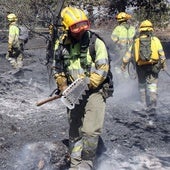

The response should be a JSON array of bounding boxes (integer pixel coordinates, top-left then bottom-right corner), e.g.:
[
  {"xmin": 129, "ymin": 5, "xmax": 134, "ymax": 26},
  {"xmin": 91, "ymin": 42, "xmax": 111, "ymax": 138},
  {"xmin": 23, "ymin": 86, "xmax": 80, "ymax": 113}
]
[
  {"xmin": 8, "ymin": 58, "xmax": 18, "ymax": 69},
  {"xmin": 145, "ymin": 108, "xmax": 157, "ymax": 129},
  {"xmin": 16, "ymin": 55, "xmax": 23, "ymax": 69},
  {"xmin": 69, "ymin": 160, "xmax": 93, "ymax": 170},
  {"xmin": 146, "ymin": 100, "xmax": 157, "ymax": 116},
  {"xmin": 146, "ymin": 107, "xmax": 156, "ymax": 116},
  {"xmin": 78, "ymin": 160, "xmax": 93, "ymax": 170}
]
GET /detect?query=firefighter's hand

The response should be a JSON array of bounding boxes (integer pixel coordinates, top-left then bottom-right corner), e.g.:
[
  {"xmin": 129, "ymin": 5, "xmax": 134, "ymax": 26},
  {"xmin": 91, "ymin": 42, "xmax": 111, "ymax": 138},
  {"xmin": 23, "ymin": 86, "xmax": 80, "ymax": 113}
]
[
  {"xmin": 48, "ymin": 24, "xmax": 54, "ymax": 35},
  {"xmin": 161, "ymin": 61, "xmax": 167, "ymax": 71},
  {"xmin": 88, "ymin": 74, "xmax": 104, "ymax": 89},
  {"xmin": 8, "ymin": 51, "xmax": 13, "ymax": 58},
  {"xmin": 121, "ymin": 62, "xmax": 127, "ymax": 72},
  {"xmin": 54, "ymin": 74, "xmax": 68, "ymax": 92},
  {"xmin": 58, "ymin": 84, "xmax": 68, "ymax": 93},
  {"xmin": 6, "ymin": 51, "xmax": 12, "ymax": 60}
]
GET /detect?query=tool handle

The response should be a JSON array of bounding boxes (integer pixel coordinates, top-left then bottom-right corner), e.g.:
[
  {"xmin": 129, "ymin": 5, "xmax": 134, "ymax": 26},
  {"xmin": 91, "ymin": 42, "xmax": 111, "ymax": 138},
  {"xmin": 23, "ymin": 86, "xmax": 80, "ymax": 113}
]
[{"xmin": 36, "ymin": 95, "xmax": 61, "ymax": 106}]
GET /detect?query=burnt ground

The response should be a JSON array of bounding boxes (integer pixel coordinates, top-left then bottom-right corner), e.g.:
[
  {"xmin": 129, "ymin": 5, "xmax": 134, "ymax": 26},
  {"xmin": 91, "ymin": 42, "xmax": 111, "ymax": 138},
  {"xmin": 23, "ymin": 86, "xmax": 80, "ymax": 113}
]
[{"xmin": 0, "ymin": 29, "xmax": 170, "ymax": 170}]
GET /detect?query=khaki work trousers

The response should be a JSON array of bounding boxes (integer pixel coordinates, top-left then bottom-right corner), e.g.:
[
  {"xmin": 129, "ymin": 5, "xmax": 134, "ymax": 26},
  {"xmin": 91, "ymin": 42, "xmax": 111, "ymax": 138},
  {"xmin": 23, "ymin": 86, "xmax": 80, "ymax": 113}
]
[
  {"xmin": 67, "ymin": 91, "xmax": 106, "ymax": 170},
  {"xmin": 136, "ymin": 64, "xmax": 158, "ymax": 108},
  {"xmin": 6, "ymin": 45, "xmax": 24, "ymax": 69}
]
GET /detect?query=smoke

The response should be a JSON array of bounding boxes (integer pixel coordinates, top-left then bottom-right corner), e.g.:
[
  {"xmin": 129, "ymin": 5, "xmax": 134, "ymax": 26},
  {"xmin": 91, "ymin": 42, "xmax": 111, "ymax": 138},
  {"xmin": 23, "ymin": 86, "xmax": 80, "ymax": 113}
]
[
  {"xmin": 96, "ymin": 150, "xmax": 170, "ymax": 170},
  {"xmin": 14, "ymin": 141, "xmax": 68, "ymax": 170},
  {"xmin": 110, "ymin": 65, "xmax": 139, "ymax": 105},
  {"xmin": 15, "ymin": 142, "xmax": 52, "ymax": 170}
]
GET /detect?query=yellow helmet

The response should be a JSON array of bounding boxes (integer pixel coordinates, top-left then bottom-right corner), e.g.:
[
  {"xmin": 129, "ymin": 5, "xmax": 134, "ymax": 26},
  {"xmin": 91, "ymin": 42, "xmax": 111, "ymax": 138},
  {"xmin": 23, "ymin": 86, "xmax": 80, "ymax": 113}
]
[
  {"xmin": 61, "ymin": 6, "xmax": 90, "ymax": 33},
  {"xmin": 116, "ymin": 12, "xmax": 132, "ymax": 22},
  {"xmin": 139, "ymin": 20, "xmax": 153, "ymax": 32},
  {"xmin": 7, "ymin": 13, "xmax": 18, "ymax": 22}
]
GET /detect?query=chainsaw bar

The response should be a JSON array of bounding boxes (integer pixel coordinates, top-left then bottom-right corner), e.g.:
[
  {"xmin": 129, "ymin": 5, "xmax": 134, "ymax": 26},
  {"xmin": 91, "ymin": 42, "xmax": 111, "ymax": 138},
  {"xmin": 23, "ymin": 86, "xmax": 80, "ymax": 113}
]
[{"xmin": 61, "ymin": 78, "xmax": 89, "ymax": 109}]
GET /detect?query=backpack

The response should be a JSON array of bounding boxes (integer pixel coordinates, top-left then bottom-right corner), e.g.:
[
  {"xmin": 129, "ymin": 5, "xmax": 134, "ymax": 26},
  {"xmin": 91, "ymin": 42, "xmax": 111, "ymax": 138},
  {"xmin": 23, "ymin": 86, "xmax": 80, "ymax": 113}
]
[
  {"xmin": 18, "ymin": 25, "xmax": 29, "ymax": 44},
  {"xmin": 88, "ymin": 31, "xmax": 114, "ymax": 98},
  {"xmin": 139, "ymin": 35, "xmax": 152, "ymax": 61}
]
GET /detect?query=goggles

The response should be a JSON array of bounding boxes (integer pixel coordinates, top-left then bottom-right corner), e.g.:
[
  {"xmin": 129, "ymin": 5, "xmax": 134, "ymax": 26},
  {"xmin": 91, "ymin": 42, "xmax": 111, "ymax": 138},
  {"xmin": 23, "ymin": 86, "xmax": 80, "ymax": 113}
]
[{"xmin": 70, "ymin": 20, "xmax": 90, "ymax": 33}]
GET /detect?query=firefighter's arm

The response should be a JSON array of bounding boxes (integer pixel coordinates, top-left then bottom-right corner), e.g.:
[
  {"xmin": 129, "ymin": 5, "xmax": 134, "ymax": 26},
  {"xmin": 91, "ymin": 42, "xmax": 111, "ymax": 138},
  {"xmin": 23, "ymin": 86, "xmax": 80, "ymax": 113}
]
[
  {"xmin": 157, "ymin": 38, "xmax": 167, "ymax": 70},
  {"xmin": 89, "ymin": 64, "xmax": 109, "ymax": 89},
  {"xmin": 111, "ymin": 26, "xmax": 121, "ymax": 43},
  {"xmin": 52, "ymin": 46, "xmax": 68, "ymax": 92},
  {"xmin": 8, "ymin": 34, "xmax": 13, "ymax": 53},
  {"xmin": 161, "ymin": 59, "xmax": 167, "ymax": 71},
  {"xmin": 89, "ymin": 39, "xmax": 109, "ymax": 89},
  {"xmin": 160, "ymin": 52, "xmax": 166, "ymax": 71},
  {"xmin": 8, "ymin": 25, "xmax": 17, "ymax": 52}
]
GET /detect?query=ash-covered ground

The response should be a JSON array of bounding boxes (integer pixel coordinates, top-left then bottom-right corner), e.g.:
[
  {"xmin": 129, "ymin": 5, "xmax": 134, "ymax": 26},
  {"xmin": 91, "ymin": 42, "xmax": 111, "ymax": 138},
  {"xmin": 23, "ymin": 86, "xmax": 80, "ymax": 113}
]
[{"xmin": 0, "ymin": 30, "xmax": 170, "ymax": 170}]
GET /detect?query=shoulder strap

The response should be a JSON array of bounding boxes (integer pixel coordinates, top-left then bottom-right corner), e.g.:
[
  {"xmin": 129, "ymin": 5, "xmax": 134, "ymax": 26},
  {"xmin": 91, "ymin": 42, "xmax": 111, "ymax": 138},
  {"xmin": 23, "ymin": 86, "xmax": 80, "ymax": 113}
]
[
  {"xmin": 88, "ymin": 31, "xmax": 97, "ymax": 62},
  {"xmin": 88, "ymin": 30, "xmax": 107, "ymax": 62}
]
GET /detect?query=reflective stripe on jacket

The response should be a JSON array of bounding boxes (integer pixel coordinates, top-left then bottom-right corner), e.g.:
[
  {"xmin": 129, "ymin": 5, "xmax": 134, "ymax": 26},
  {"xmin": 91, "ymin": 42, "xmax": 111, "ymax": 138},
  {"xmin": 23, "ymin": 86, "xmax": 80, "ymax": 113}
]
[{"xmin": 111, "ymin": 23, "xmax": 136, "ymax": 48}]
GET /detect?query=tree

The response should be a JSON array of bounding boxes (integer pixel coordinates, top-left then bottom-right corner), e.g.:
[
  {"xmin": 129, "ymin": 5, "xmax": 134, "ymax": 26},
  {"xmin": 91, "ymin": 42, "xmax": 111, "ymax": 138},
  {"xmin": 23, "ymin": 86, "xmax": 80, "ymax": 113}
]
[
  {"xmin": 0, "ymin": 0, "xmax": 169, "ymax": 30},
  {"xmin": 109, "ymin": 0, "xmax": 170, "ymax": 28}
]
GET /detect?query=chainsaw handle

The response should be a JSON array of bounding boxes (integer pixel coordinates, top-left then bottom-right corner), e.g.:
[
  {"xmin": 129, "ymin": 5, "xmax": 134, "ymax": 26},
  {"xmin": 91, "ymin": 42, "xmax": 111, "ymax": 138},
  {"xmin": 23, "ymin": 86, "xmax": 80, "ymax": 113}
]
[{"xmin": 36, "ymin": 95, "xmax": 61, "ymax": 106}]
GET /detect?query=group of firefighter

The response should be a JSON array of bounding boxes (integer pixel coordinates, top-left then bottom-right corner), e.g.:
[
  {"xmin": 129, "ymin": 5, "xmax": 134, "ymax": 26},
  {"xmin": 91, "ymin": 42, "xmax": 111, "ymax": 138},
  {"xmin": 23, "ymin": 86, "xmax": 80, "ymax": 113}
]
[{"xmin": 6, "ymin": 5, "xmax": 166, "ymax": 170}]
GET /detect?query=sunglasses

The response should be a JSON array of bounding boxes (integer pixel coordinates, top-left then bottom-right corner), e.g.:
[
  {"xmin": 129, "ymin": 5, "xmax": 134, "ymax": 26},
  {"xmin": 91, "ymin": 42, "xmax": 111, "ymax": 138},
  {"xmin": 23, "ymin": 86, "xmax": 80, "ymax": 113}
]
[{"xmin": 70, "ymin": 21, "xmax": 90, "ymax": 33}]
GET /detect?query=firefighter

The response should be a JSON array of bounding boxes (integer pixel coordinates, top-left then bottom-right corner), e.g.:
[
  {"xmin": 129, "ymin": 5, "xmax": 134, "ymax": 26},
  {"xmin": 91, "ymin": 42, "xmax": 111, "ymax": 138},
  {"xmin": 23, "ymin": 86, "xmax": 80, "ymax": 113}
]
[
  {"xmin": 121, "ymin": 20, "xmax": 166, "ymax": 114},
  {"xmin": 111, "ymin": 12, "xmax": 136, "ymax": 77},
  {"xmin": 52, "ymin": 6, "xmax": 110, "ymax": 170},
  {"xmin": 6, "ymin": 13, "xmax": 24, "ymax": 69}
]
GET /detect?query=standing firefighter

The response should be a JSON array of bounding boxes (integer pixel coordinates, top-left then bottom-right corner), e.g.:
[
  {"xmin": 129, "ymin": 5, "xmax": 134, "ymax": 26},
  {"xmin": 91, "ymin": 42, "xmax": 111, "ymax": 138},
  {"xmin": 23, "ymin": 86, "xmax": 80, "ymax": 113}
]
[
  {"xmin": 121, "ymin": 20, "xmax": 166, "ymax": 114},
  {"xmin": 52, "ymin": 6, "xmax": 112, "ymax": 170},
  {"xmin": 6, "ymin": 13, "xmax": 24, "ymax": 69},
  {"xmin": 111, "ymin": 12, "xmax": 136, "ymax": 76}
]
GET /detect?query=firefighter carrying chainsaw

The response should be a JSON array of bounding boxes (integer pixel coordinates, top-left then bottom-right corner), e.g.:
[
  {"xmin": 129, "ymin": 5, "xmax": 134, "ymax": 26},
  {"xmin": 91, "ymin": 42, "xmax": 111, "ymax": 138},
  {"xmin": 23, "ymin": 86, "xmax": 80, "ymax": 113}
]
[
  {"xmin": 51, "ymin": 6, "xmax": 113, "ymax": 170},
  {"xmin": 121, "ymin": 20, "xmax": 166, "ymax": 116}
]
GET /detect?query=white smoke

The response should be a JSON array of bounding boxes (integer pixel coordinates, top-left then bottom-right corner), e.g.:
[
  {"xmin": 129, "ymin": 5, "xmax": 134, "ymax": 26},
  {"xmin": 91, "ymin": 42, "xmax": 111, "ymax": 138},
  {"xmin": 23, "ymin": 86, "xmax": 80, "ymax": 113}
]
[
  {"xmin": 15, "ymin": 142, "xmax": 52, "ymax": 170},
  {"xmin": 110, "ymin": 63, "xmax": 139, "ymax": 106},
  {"xmin": 96, "ymin": 150, "xmax": 170, "ymax": 170}
]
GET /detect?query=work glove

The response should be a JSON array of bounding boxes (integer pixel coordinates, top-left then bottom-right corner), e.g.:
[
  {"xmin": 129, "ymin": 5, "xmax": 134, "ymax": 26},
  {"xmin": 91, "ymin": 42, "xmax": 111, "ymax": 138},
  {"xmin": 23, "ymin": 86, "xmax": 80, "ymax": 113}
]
[
  {"xmin": 152, "ymin": 63, "xmax": 161, "ymax": 74},
  {"xmin": 121, "ymin": 62, "xmax": 127, "ymax": 72},
  {"xmin": 48, "ymin": 24, "xmax": 54, "ymax": 35},
  {"xmin": 152, "ymin": 60, "xmax": 164, "ymax": 73},
  {"xmin": 7, "ymin": 43, "xmax": 13, "ymax": 58},
  {"xmin": 152, "ymin": 59, "xmax": 166, "ymax": 73},
  {"xmin": 5, "ymin": 51, "xmax": 13, "ymax": 60},
  {"xmin": 89, "ymin": 73, "xmax": 105, "ymax": 89},
  {"xmin": 8, "ymin": 51, "xmax": 13, "ymax": 58},
  {"xmin": 161, "ymin": 60, "xmax": 167, "ymax": 71},
  {"xmin": 54, "ymin": 73, "xmax": 68, "ymax": 93}
]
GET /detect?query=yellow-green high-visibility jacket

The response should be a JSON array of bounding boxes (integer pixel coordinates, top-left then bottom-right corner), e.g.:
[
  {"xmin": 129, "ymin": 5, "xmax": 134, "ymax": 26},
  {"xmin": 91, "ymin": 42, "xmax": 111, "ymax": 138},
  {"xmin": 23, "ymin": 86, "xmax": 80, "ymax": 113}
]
[
  {"xmin": 111, "ymin": 22, "xmax": 136, "ymax": 48},
  {"xmin": 54, "ymin": 31, "xmax": 109, "ymax": 89},
  {"xmin": 123, "ymin": 35, "xmax": 166, "ymax": 66},
  {"xmin": 8, "ymin": 22, "xmax": 19, "ymax": 49}
]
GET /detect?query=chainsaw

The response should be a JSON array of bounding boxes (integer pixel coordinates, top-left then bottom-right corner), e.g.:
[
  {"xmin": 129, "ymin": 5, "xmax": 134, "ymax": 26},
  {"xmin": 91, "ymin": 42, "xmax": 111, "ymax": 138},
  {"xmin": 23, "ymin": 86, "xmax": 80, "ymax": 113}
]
[{"xmin": 36, "ymin": 78, "xmax": 89, "ymax": 109}]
